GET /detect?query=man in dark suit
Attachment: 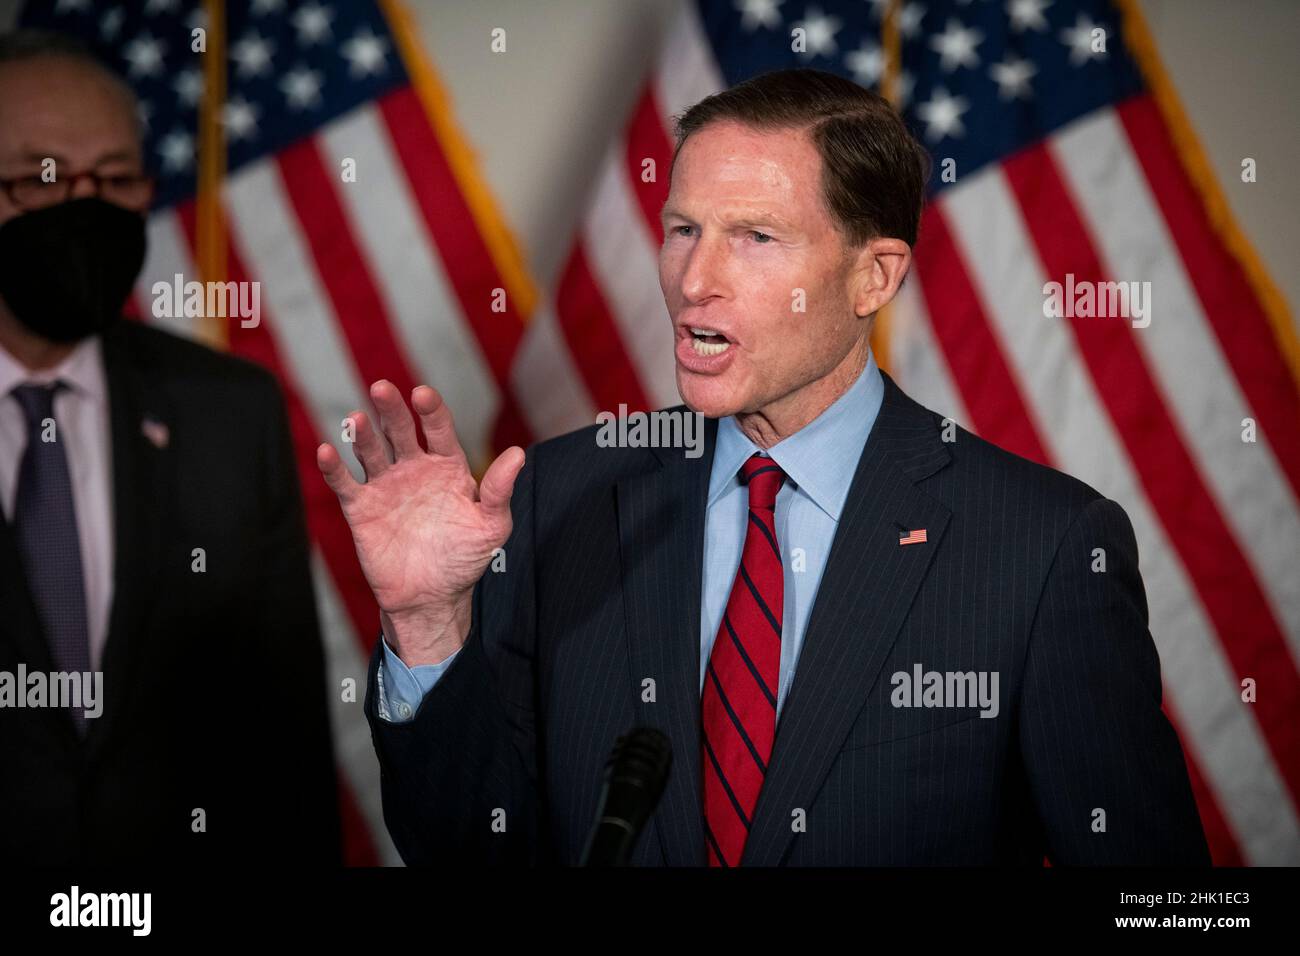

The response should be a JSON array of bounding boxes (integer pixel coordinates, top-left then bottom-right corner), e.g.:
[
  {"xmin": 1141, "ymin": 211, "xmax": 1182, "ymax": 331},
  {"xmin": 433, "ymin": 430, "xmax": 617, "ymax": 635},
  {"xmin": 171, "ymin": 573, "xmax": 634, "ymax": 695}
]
[
  {"xmin": 319, "ymin": 68, "xmax": 1209, "ymax": 866},
  {"xmin": 0, "ymin": 32, "xmax": 340, "ymax": 865}
]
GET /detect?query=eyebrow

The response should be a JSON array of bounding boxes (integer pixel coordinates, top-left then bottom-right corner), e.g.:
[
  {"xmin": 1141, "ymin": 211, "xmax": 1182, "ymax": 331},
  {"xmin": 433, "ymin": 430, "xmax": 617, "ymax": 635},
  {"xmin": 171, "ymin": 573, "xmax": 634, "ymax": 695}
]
[
  {"xmin": 14, "ymin": 148, "xmax": 139, "ymax": 166},
  {"xmin": 734, "ymin": 212, "xmax": 795, "ymax": 231},
  {"xmin": 660, "ymin": 205, "xmax": 686, "ymax": 228},
  {"xmin": 660, "ymin": 205, "xmax": 796, "ymax": 231}
]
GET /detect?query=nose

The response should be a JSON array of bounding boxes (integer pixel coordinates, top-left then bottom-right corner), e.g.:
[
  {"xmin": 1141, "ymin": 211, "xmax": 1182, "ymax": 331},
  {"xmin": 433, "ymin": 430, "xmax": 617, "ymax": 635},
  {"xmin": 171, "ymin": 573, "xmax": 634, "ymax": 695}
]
[
  {"xmin": 679, "ymin": 232, "xmax": 727, "ymax": 305},
  {"xmin": 68, "ymin": 172, "xmax": 98, "ymax": 200}
]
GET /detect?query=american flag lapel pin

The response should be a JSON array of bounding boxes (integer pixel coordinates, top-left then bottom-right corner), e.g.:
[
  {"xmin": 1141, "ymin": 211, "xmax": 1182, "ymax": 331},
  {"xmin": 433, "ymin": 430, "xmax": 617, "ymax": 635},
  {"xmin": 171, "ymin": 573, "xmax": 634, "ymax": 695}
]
[
  {"xmin": 141, "ymin": 415, "xmax": 170, "ymax": 450},
  {"xmin": 898, "ymin": 525, "xmax": 927, "ymax": 546}
]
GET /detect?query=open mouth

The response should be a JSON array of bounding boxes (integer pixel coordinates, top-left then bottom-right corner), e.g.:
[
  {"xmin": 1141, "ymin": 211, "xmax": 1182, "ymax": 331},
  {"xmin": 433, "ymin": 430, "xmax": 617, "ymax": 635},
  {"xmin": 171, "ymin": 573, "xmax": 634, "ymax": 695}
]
[{"xmin": 687, "ymin": 326, "xmax": 731, "ymax": 356}]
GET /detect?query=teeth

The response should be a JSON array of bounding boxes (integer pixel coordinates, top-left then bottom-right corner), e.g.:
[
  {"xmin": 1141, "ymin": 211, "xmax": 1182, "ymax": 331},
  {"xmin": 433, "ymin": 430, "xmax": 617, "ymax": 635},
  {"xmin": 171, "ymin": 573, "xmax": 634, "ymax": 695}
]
[
  {"xmin": 690, "ymin": 337, "xmax": 730, "ymax": 356},
  {"xmin": 690, "ymin": 327, "xmax": 720, "ymax": 336}
]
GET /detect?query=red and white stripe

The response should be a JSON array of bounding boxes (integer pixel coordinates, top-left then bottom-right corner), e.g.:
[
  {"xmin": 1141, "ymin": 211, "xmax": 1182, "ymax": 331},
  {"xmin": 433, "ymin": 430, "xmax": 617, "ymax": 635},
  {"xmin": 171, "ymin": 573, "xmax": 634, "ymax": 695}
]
[{"xmin": 131, "ymin": 84, "xmax": 539, "ymax": 865}]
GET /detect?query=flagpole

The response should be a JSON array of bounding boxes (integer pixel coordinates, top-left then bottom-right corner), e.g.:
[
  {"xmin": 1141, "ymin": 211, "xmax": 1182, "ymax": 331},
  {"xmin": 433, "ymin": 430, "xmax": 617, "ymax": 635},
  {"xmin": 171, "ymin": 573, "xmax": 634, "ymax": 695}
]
[
  {"xmin": 870, "ymin": 0, "xmax": 903, "ymax": 377},
  {"xmin": 196, "ymin": 0, "xmax": 228, "ymax": 350}
]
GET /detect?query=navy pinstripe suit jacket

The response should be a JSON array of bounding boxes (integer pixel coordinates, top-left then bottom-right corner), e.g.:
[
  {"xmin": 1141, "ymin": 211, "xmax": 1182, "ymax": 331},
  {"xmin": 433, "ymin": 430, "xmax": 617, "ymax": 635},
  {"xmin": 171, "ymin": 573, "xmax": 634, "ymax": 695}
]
[{"xmin": 364, "ymin": 372, "xmax": 1210, "ymax": 866}]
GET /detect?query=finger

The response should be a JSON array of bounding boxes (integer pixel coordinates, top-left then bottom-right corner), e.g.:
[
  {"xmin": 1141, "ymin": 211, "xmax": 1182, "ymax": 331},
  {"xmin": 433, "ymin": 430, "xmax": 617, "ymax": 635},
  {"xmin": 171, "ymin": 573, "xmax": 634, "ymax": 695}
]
[
  {"xmin": 348, "ymin": 410, "xmax": 390, "ymax": 480},
  {"xmin": 478, "ymin": 446, "xmax": 525, "ymax": 524},
  {"xmin": 316, "ymin": 442, "xmax": 360, "ymax": 502},
  {"xmin": 412, "ymin": 385, "xmax": 469, "ymax": 468},
  {"xmin": 370, "ymin": 379, "xmax": 423, "ymax": 460}
]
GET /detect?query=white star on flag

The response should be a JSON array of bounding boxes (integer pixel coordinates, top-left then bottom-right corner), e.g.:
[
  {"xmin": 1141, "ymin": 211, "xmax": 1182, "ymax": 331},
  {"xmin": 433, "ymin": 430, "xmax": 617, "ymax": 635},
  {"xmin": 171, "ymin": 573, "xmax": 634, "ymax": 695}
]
[
  {"xmin": 280, "ymin": 66, "xmax": 325, "ymax": 110},
  {"xmin": 100, "ymin": 7, "xmax": 123, "ymax": 41},
  {"xmin": 898, "ymin": 2, "xmax": 927, "ymax": 40},
  {"xmin": 223, "ymin": 97, "xmax": 261, "ymax": 141},
  {"xmin": 845, "ymin": 40, "xmax": 884, "ymax": 87},
  {"xmin": 930, "ymin": 18, "xmax": 983, "ymax": 72},
  {"xmin": 1007, "ymin": 0, "xmax": 1051, "ymax": 33},
  {"xmin": 1061, "ymin": 14, "xmax": 1108, "ymax": 65},
  {"xmin": 173, "ymin": 69, "xmax": 203, "ymax": 108},
  {"xmin": 293, "ymin": 2, "xmax": 334, "ymax": 46},
  {"xmin": 122, "ymin": 33, "xmax": 166, "ymax": 78},
  {"xmin": 156, "ymin": 129, "xmax": 194, "ymax": 172},
  {"xmin": 736, "ymin": 0, "xmax": 782, "ymax": 31},
  {"xmin": 990, "ymin": 55, "xmax": 1036, "ymax": 100},
  {"xmin": 341, "ymin": 29, "xmax": 389, "ymax": 78},
  {"xmin": 231, "ymin": 31, "xmax": 276, "ymax": 79},
  {"xmin": 793, "ymin": 5, "xmax": 842, "ymax": 59},
  {"xmin": 917, "ymin": 86, "xmax": 970, "ymax": 141}
]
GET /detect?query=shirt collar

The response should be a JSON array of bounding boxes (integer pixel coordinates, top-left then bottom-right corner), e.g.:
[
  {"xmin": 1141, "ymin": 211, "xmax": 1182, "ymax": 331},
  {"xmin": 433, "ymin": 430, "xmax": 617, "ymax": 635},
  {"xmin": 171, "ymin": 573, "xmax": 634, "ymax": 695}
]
[
  {"xmin": 708, "ymin": 347, "xmax": 885, "ymax": 521},
  {"xmin": 0, "ymin": 334, "xmax": 108, "ymax": 406}
]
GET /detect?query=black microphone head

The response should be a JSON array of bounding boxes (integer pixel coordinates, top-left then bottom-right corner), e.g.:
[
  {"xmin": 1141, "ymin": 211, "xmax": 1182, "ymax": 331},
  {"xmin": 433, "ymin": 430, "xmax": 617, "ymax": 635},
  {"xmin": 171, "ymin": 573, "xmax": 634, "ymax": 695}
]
[
  {"xmin": 582, "ymin": 728, "xmax": 673, "ymax": 866},
  {"xmin": 605, "ymin": 727, "xmax": 672, "ymax": 797}
]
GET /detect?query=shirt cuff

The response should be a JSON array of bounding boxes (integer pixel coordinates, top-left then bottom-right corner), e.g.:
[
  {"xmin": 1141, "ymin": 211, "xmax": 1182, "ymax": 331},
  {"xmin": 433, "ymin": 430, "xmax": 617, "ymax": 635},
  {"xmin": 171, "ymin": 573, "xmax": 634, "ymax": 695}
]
[{"xmin": 377, "ymin": 635, "xmax": 462, "ymax": 723}]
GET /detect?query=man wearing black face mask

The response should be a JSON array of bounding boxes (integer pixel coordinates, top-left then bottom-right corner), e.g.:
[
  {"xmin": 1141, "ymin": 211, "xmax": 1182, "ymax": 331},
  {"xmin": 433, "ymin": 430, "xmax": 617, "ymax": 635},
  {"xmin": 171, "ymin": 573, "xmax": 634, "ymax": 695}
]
[{"xmin": 0, "ymin": 32, "xmax": 342, "ymax": 866}]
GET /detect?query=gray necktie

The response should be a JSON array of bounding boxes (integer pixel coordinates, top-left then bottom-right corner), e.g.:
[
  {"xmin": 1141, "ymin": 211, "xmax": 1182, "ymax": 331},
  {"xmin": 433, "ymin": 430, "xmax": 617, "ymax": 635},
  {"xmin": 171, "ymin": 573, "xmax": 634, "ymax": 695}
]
[{"xmin": 11, "ymin": 381, "xmax": 91, "ymax": 735}]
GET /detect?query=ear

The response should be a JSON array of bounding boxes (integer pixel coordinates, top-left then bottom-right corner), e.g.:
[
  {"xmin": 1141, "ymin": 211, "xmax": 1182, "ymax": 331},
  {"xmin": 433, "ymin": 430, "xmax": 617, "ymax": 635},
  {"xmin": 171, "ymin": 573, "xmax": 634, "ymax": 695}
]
[{"xmin": 849, "ymin": 237, "xmax": 912, "ymax": 318}]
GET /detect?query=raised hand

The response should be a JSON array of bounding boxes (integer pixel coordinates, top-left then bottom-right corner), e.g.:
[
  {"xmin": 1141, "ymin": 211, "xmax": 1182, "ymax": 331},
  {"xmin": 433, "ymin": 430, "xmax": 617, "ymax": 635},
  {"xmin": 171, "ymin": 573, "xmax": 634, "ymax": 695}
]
[{"xmin": 316, "ymin": 380, "xmax": 525, "ymax": 666}]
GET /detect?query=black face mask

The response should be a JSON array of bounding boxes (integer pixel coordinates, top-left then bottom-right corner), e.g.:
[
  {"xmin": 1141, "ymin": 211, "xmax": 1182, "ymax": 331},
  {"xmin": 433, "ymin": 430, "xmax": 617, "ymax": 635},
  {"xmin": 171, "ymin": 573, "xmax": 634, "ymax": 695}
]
[{"xmin": 0, "ymin": 197, "xmax": 147, "ymax": 343}]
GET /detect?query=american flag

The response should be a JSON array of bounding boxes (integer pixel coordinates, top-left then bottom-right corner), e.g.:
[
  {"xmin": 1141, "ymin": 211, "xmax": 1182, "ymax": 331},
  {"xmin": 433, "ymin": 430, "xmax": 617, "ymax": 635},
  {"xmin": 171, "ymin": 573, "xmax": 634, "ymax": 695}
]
[{"xmin": 22, "ymin": 0, "xmax": 1299, "ymax": 866}]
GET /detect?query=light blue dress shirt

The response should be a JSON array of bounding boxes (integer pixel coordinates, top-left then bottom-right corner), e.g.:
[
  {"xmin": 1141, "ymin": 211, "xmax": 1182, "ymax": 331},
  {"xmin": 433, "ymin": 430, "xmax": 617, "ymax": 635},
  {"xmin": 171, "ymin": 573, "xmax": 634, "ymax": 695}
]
[{"xmin": 376, "ymin": 349, "xmax": 885, "ymax": 724}]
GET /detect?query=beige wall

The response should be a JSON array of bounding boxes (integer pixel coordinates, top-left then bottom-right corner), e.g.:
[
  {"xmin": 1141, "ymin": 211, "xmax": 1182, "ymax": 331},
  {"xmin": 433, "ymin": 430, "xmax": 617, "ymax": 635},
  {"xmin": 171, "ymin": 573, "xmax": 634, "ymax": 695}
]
[
  {"xmin": 407, "ymin": 0, "xmax": 675, "ymax": 282},
  {"xmin": 412, "ymin": 0, "xmax": 1299, "ymax": 317}
]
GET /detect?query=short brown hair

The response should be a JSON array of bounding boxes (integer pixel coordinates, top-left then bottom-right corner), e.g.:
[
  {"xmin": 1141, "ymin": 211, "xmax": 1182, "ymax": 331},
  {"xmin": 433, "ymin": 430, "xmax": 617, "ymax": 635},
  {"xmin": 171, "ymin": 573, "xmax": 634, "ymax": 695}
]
[{"xmin": 670, "ymin": 68, "xmax": 930, "ymax": 248}]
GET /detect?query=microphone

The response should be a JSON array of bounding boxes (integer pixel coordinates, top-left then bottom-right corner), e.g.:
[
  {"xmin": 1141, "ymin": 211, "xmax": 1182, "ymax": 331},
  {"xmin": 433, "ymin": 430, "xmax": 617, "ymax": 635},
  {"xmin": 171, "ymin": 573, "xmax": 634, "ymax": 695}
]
[{"xmin": 580, "ymin": 727, "xmax": 672, "ymax": 866}]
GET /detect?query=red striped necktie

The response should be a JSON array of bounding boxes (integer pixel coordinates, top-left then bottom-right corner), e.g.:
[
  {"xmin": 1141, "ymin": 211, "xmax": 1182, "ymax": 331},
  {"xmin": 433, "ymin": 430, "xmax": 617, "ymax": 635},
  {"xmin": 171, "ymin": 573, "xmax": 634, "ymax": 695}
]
[{"xmin": 702, "ymin": 452, "xmax": 787, "ymax": 867}]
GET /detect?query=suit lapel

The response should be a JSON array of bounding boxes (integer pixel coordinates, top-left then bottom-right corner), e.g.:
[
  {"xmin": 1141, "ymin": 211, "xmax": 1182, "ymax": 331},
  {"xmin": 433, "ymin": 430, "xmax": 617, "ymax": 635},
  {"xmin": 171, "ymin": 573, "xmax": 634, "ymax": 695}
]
[
  {"xmin": 85, "ymin": 325, "xmax": 172, "ymax": 758},
  {"xmin": 617, "ymin": 413, "xmax": 717, "ymax": 867},
  {"xmin": 741, "ymin": 374, "xmax": 953, "ymax": 866},
  {"xmin": 0, "ymin": 508, "xmax": 57, "ymax": 673}
]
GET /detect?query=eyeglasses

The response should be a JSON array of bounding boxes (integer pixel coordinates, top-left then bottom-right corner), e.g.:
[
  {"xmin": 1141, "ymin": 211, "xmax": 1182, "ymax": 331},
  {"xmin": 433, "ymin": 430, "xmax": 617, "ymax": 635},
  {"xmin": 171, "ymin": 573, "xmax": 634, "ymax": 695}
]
[{"xmin": 0, "ymin": 169, "xmax": 154, "ymax": 211}]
